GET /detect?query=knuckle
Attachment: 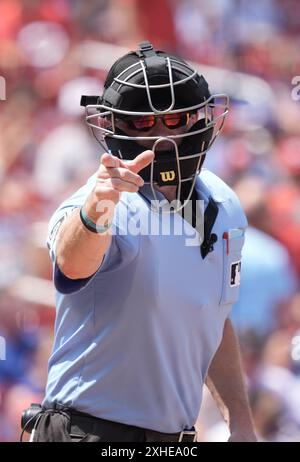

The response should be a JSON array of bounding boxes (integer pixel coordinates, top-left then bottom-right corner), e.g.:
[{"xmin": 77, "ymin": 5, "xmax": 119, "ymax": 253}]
[
  {"xmin": 118, "ymin": 169, "xmax": 127, "ymax": 180},
  {"xmin": 110, "ymin": 178, "xmax": 121, "ymax": 188},
  {"xmin": 97, "ymin": 165, "xmax": 108, "ymax": 177},
  {"xmin": 100, "ymin": 154, "xmax": 110, "ymax": 164}
]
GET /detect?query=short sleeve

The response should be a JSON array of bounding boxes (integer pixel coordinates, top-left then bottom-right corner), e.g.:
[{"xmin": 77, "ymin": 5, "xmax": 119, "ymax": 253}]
[
  {"xmin": 47, "ymin": 205, "xmax": 80, "ymax": 264},
  {"xmin": 47, "ymin": 184, "xmax": 140, "ymax": 295},
  {"xmin": 53, "ymin": 234, "xmax": 119, "ymax": 294}
]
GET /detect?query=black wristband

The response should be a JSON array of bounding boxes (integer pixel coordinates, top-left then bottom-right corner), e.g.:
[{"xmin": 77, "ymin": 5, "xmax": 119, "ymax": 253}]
[{"xmin": 79, "ymin": 206, "xmax": 112, "ymax": 234}]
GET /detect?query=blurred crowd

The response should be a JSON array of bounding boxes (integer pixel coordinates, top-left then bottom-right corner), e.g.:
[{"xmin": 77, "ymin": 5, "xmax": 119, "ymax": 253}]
[{"xmin": 0, "ymin": 0, "xmax": 300, "ymax": 442}]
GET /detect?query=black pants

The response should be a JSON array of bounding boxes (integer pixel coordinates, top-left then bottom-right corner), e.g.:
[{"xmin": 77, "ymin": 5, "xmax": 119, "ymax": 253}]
[{"xmin": 32, "ymin": 408, "xmax": 196, "ymax": 442}]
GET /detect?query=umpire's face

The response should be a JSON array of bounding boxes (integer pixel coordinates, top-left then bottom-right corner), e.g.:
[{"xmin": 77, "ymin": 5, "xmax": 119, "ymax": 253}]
[{"xmin": 115, "ymin": 111, "xmax": 198, "ymax": 152}]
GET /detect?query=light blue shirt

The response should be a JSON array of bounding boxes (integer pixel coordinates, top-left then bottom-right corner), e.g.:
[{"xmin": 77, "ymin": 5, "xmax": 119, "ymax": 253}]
[{"xmin": 43, "ymin": 169, "xmax": 247, "ymax": 433}]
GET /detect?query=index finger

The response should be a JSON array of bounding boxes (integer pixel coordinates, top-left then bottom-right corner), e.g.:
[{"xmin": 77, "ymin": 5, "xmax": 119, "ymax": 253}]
[
  {"xmin": 101, "ymin": 153, "xmax": 121, "ymax": 169},
  {"xmin": 125, "ymin": 150, "xmax": 155, "ymax": 174}
]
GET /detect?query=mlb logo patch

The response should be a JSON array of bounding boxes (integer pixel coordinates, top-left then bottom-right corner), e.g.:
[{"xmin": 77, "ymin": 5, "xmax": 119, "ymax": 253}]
[{"xmin": 230, "ymin": 261, "xmax": 241, "ymax": 287}]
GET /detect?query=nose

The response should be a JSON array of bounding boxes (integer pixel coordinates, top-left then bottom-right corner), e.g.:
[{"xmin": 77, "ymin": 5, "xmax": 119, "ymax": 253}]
[
  {"xmin": 136, "ymin": 117, "xmax": 181, "ymax": 151},
  {"xmin": 146, "ymin": 119, "xmax": 179, "ymax": 152},
  {"xmin": 152, "ymin": 117, "xmax": 171, "ymax": 136}
]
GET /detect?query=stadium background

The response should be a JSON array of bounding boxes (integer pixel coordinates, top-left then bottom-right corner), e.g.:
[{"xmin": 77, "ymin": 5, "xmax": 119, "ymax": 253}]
[{"xmin": 0, "ymin": 0, "xmax": 300, "ymax": 442}]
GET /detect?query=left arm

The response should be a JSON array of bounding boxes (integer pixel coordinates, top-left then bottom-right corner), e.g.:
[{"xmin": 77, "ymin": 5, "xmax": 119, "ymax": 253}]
[{"xmin": 205, "ymin": 318, "xmax": 257, "ymax": 442}]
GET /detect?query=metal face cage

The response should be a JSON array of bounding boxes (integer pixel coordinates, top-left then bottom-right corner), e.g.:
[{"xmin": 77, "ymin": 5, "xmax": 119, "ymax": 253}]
[{"xmin": 81, "ymin": 46, "xmax": 229, "ymax": 212}]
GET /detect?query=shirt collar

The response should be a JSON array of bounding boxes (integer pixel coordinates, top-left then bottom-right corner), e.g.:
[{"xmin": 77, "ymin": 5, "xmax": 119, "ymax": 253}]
[{"xmin": 138, "ymin": 172, "xmax": 227, "ymax": 207}]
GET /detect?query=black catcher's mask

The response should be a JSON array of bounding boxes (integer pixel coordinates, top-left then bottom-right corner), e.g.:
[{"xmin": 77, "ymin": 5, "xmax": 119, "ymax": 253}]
[{"xmin": 81, "ymin": 41, "xmax": 229, "ymax": 207}]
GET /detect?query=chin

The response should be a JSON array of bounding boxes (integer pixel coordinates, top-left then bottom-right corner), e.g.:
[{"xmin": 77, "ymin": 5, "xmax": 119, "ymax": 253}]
[{"xmin": 137, "ymin": 140, "xmax": 181, "ymax": 152}]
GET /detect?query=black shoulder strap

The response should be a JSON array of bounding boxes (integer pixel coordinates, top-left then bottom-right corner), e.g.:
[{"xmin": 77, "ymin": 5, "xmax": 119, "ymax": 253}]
[{"xmin": 201, "ymin": 196, "xmax": 219, "ymax": 259}]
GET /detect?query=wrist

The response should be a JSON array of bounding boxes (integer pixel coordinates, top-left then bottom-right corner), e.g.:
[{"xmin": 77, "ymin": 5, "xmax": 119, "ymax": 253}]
[
  {"xmin": 80, "ymin": 205, "xmax": 112, "ymax": 234},
  {"xmin": 228, "ymin": 431, "xmax": 257, "ymax": 442},
  {"xmin": 84, "ymin": 194, "xmax": 116, "ymax": 223},
  {"xmin": 229, "ymin": 412, "xmax": 255, "ymax": 435}
]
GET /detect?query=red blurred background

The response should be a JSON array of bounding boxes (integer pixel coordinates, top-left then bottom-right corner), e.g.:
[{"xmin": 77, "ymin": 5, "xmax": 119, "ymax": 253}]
[{"xmin": 0, "ymin": 0, "xmax": 300, "ymax": 442}]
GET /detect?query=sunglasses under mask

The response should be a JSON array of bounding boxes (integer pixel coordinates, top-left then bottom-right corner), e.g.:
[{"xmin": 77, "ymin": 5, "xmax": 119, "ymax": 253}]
[{"xmin": 115, "ymin": 111, "xmax": 196, "ymax": 132}]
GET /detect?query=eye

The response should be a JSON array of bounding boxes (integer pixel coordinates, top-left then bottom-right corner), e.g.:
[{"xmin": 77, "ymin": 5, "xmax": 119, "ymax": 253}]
[
  {"xmin": 129, "ymin": 116, "xmax": 156, "ymax": 130},
  {"xmin": 163, "ymin": 113, "xmax": 190, "ymax": 129}
]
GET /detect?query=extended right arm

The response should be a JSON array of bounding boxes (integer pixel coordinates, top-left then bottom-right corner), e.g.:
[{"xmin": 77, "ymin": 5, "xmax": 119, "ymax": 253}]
[{"xmin": 55, "ymin": 151, "xmax": 154, "ymax": 280}]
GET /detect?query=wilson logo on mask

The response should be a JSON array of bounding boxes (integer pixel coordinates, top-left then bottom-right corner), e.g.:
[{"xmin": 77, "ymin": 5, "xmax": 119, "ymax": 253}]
[{"xmin": 160, "ymin": 171, "xmax": 176, "ymax": 182}]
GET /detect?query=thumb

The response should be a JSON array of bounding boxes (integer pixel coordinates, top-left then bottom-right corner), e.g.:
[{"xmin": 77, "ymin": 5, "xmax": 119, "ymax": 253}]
[{"xmin": 126, "ymin": 150, "xmax": 154, "ymax": 174}]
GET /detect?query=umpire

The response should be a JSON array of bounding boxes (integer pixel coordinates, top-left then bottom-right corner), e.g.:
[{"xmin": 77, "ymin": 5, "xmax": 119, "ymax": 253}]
[{"xmin": 31, "ymin": 42, "xmax": 256, "ymax": 442}]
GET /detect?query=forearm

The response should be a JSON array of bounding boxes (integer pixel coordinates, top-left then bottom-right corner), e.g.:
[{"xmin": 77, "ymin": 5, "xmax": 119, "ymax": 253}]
[
  {"xmin": 55, "ymin": 151, "xmax": 153, "ymax": 281},
  {"xmin": 206, "ymin": 319, "xmax": 255, "ymax": 435},
  {"xmin": 56, "ymin": 206, "xmax": 112, "ymax": 280}
]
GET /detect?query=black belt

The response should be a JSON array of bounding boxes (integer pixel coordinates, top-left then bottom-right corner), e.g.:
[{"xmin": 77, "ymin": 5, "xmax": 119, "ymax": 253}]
[{"xmin": 65, "ymin": 407, "xmax": 197, "ymax": 442}]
